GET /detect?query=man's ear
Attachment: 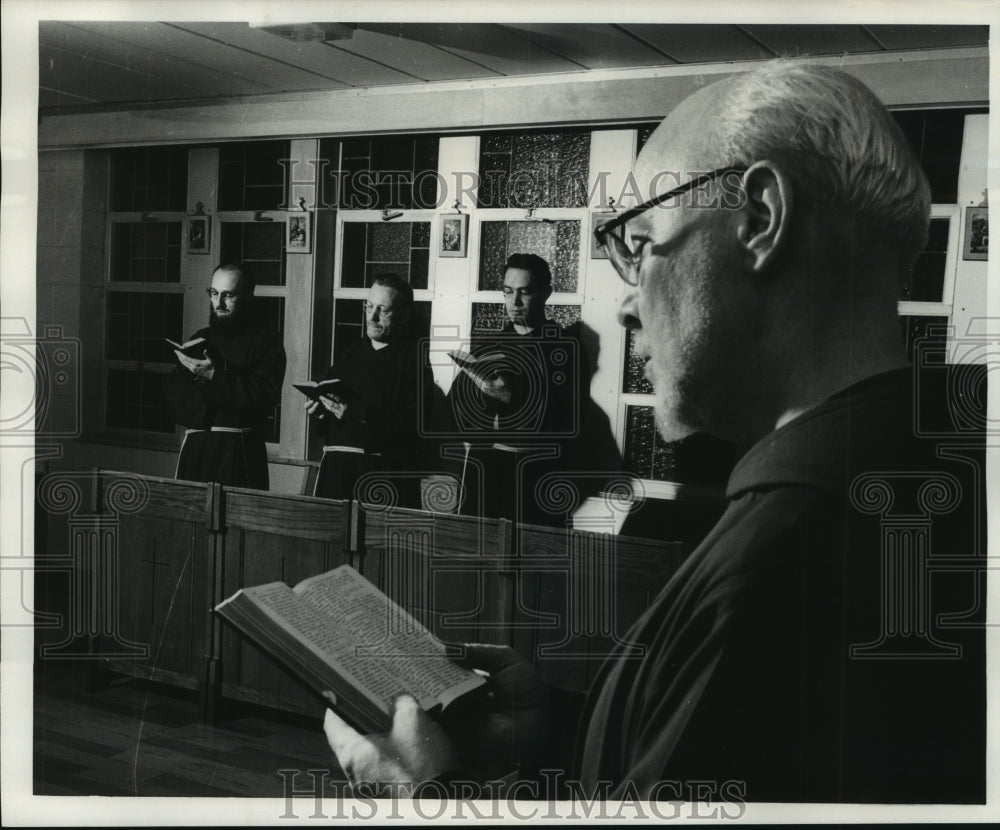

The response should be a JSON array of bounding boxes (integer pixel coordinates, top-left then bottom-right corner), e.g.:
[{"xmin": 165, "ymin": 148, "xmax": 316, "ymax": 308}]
[{"xmin": 738, "ymin": 161, "xmax": 793, "ymax": 275}]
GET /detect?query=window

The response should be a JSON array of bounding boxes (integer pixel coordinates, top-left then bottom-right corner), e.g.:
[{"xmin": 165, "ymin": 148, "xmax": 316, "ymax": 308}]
[
  {"xmin": 477, "ymin": 130, "xmax": 591, "ymax": 209},
  {"xmin": 103, "ymin": 142, "xmax": 295, "ymax": 446},
  {"xmin": 327, "ymin": 135, "xmax": 442, "ymax": 373},
  {"xmin": 103, "ymin": 147, "xmax": 189, "ymax": 434}
]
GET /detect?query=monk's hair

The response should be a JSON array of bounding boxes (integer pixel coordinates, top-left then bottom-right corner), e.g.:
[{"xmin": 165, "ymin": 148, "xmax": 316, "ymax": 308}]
[{"xmin": 710, "ymin": 61, "xmax": 930, "ymax": 268}]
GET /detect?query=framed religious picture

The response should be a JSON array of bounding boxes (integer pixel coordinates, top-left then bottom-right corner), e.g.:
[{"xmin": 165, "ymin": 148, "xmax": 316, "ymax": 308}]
[
  {"xmin": 286, "ymin": 213, "xmax": 311, "ymax": 254},
  {"xmin": 185, "ymin": 215, "xmax": 210, "ymax": 254},
  {"xmin": 590, "ymin": 211, "xmax": 613, "ymax": 259},
  {"xmin": 439, "ymin": 213, "xmax": 468, "ymax": 258},
  {"xmin": 962, "ymin": 205, "xmax": 988, "ymax": 260}
]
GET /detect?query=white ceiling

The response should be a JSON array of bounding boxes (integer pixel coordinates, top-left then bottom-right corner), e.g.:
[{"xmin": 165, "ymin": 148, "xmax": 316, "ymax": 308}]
[{"xmin": 38, "ymin": 23, "xmax": 989, "ymax": 114}]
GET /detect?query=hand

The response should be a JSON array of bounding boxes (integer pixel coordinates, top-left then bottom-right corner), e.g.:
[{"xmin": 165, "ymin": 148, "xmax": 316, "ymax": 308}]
[
  {"xmin": 304, "ymin": 398, "xmax": 326, "ymax": 419},
  {"xmin": 176, "ymin": 350, "xmax": 215, "ymax": 381},
  {"xmin": 462, "ymin": 366, "xmax": 512, "ymax": 405},
  {"xmin": 323, "ymin": 395, "xmax": 348, "ymax": 421},
  {"xmin": 323, "ymin": 693, "xmax": 456, "ymax": 796}
]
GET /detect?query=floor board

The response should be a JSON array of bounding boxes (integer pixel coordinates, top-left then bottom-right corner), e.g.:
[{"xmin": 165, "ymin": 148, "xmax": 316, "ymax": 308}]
[{"xmin": 34, "ymin": 662, "xmax": 342, "ymax": 797}]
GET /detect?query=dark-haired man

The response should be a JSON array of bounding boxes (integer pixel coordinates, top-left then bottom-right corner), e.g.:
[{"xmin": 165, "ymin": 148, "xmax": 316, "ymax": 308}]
[
  {"xmin": 165, "ymin": 262, "xmax": 286, "ymax": 490},
  {"xmin": 307, "ymin": 274, "xmax": 430, "ymax": 505},
  {"xmin": 448, "ymin": 253, "xmax": 591, "ymax": 524}
]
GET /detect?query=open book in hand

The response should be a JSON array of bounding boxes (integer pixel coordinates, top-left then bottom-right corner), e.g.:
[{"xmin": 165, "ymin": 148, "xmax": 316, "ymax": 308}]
[
  {"xmin": 447, "ymin": 349, "xmax": 511, "ymax": 379},
  {"xmin": 165, "ymin": 337, "xmax": 208, "ymax": 359},
  {"xmin": 293, "ymin": 378, "xmax": 359, "ymax": 403},
  {"xmin": 214, "ymin": 565, "xmax": 486, "ymax": 733}
]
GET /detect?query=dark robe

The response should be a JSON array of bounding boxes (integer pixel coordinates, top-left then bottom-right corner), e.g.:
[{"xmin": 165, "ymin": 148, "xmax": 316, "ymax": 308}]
[
  {"xmin": 446, "ymin": 321, "xmax": 591, "ymax": 525},
  {"xmin": 313, "ymin": 337, "xmax": 430, "ymax": 506},
  {"xmin": 164, "ymin": 318, "xmax": 286, "ymax": 490},
  {"xmin": 577, "ymin": 366, "xmax": 985, "ymax": 803}
]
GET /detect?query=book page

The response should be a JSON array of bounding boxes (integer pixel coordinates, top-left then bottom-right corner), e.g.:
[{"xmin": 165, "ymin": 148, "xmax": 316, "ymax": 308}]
[
  {"xmin": 294, "ymin": 567, "xmax": 484, "ymax": 709},
  {"xmin": 244, "ymin": 582, "xmax": 402, "ymax": 712}
]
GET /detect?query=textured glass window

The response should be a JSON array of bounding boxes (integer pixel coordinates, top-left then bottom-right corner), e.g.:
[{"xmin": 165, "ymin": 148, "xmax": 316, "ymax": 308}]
[
  {"xmin": 322, "ymin": 135, "xmax": 440, "ymax": 210},
  {"xmin": 110, "ymin": 147, "xmax": 188, "ymax": 212},
  {"xmin": 105, "ymin": 292, "xmax": 184, "ymax": 363},
  {"xmin": 478, "ymin": 221, "xmax": 580, "ymax": 292},
  {"xmin": 105, "ymin": 369, "xmax": 175, "ymax": 432},
  {"xmin": 341, "ymin": 222, "xmax": 431, "ymax": 289},
  {"xmin": 332, "ymin": 299, "xmax": 432, "ymax": 361},
  {"xmin": 902, "ymin": 217, "xmax": 950, "ymax": 302},
  {"xmin": 623, "ymin": 405, "xmax": 736, "ymax": 485},
  {"xmin": 478, "ymin": 131, "xmax": 590, "ymax": 209},
  {"xmin": 471, "ymin": 302, "xmax": 580, "ymax": 335},
  {"xmin": 218, "ymin": 141, "xmax": 291, "ymax": 211},
  {"xmin": 623, "ymin": 328, "xmax": 653, "ymax": 394},
  {"xmin": 110, "ymin": 222, "xmax": 183, "ymax": 283},
  {"xmin": 220, "ymin": 222, "xmax": 286, "ymax": 286},
  {"xmin": 899, "ymin": 315, "xmax": 949, "ymax": 363}
]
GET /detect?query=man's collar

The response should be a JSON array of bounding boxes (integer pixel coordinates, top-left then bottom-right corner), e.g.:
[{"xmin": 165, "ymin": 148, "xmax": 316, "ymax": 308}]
[{"xmin": 725, "ymin": 368, "xmax": 913, "ymax": 499}]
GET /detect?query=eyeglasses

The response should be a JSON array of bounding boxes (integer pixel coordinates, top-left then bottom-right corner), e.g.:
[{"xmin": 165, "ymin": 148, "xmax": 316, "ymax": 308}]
[
  {"xmin": 206, "ymin": 288, "xmax": 241, "ymax": 302},
  {"xmin": 594, "ymin": 166, "xmax": 746, "ymax": 286}
]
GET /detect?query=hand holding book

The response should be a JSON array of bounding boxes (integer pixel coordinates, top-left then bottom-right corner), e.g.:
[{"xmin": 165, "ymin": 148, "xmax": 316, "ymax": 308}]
[
  {"xmin": 322, "ymin": 643, "xmax": 550, "ymax": 793},
  {"xmin": 447, "ymin": 350, "xmax": 513, "ymax": 405}
]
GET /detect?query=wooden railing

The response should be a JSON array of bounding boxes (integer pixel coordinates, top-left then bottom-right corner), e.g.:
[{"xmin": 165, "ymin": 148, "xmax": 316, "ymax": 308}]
[{"xmin": 41, "ymin": 469, "xmax": 695, "ymax": 720}]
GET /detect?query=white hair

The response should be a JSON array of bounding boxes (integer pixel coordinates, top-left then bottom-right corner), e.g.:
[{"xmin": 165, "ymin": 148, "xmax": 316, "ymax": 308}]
[{"xmin": 710, "ymin": 62, "xmax": 931, "ymax": 264}]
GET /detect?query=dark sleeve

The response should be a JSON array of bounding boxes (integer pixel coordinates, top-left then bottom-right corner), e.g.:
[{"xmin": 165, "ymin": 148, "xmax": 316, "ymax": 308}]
[
  {"xmin": 163, "ymin": 331, "xmax": 211, "ymax": 428},
  {"xmin": 201, "ymin": 328, "xmax": 286, "ymax": 412},
  {"xmin": 362, "ymin": 347, "xmax": 422, "ymax": 457},
  {"xmin": 163, "ymin": 362, "xmax": 209, "ymax": 428}
]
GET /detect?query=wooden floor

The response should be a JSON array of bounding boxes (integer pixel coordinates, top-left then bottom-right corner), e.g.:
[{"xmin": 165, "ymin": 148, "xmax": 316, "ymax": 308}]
[{"xmin": 33, "ymin": 662, "xmax": 343, "ymax": 797}]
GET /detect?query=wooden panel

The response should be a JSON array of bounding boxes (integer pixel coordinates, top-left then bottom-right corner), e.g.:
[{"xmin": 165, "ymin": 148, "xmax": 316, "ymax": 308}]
[
  {"xmin": 64, "ymin": 22, "xmax": 301, "ymax": 93},
  {"xmin": 504, "ymin": 24, "xmax": 671, "ymax": 70},
  {"xmin": 742, "ymin": 24, "xmax": 884, "ymax": 57},
  {"xmin": 223, "ymin": 488, "xmax": 349, "ymax": 541},
  {"xmin": 332, "ymin": 27, "xmax": 501, "ymax": 83},
  {"xmin": 363, "ymin": 23, "xmax": 582, "ymax": 76},
  {"xmin": 360, "ymin": 506, "xmax": 514, "ymax": 646},
  {"xmin": 41, "ymin": 21, "xmax": 270, "ymax": 98},
  {"xmin": 40, "ymin": 49, "xmax": 989, "ymax": 148},
  {"xmin": 218, "ymin": 490, "xmax": 354, "ymax": 712},
  {"xmin": 103, "ymin": 493, "xmax": 209, "ymax": 686},
  {"xmin": 620, "ymin": 24, "xmax": 772, "ymax": 64},
  {"xmin": 184, "ymin": 22, "xmax": 409, "ymax": 88},
  {"xmin": 867, "ymin": 25, "xmax": 989, "ymax": 51},
  {"xmin": 99, "ymin": 471, "xmax": 208, "ymax": 524},
  {"xmin": 515, "ymin": 524, "xmax": 687, "ymax": 692}
]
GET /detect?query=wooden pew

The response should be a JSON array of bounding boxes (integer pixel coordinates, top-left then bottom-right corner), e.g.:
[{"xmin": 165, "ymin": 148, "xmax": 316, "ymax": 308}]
[
  {"xmin": 91, "ymin": 470, "xmax": 214, "ymax": 691},
  {"xmin": 81, "ymin": 471, "xmax": 693, "ymax": 720},
  {"xmin": 215, "ymin": 487, "xmax": 352, "ymax": 718},
  {"xmin": 356, "ymin": 503, "xmax": 514, "ymax": 647},
  {"xmin": 515, "ymin": 522, "xmax": 689, "ymax": 693}
]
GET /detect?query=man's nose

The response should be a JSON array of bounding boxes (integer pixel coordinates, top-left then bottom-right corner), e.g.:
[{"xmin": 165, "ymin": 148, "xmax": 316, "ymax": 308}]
[
  {"xmin": 513, "ymin": 293, "xmax": 523, "ymax": 306},
  {"xmin": 616, "ymin": 287, "xmax": 641, "ymax": 330}
]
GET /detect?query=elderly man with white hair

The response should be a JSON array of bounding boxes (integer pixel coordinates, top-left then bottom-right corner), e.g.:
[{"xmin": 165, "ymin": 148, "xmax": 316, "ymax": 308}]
[{"xmin": 322, "ymin": 62, "xmax": 985, "ymax": 804}]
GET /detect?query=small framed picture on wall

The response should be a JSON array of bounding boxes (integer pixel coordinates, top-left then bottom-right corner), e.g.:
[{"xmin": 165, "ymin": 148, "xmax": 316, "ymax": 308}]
[
  {"xmin": 439, "ymin": 213, "xmax": 469, "ymax": 258},
  {"xmin": 185, "ymin": 215, "xmax": 211, "ymax": 255},
  {"xmin": 286, "ymin": 213, "xmax": 311, "ymax": 254},
  {"xmin": 590, "ymin": 211, "xmax": 613, "ymax": 259},
  {"xmin": 962, "ymin": 205, "xmax": 988, "ymax": 260}
]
